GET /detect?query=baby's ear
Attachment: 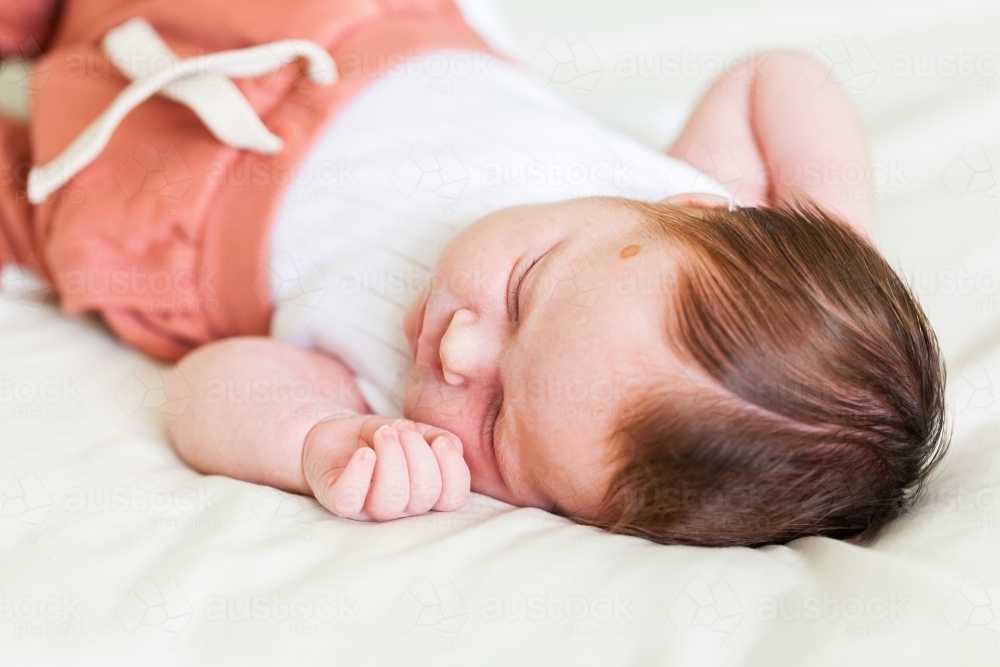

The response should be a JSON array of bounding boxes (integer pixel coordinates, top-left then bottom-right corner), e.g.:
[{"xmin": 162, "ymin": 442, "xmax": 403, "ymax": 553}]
[{"xmin": 660, "ymin": 192, "xmax": 732, "ymax": 210}]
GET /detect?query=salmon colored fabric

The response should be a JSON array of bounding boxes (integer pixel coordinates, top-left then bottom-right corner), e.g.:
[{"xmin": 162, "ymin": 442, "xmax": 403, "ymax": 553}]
[
  {"xmin": 0, "ymin": 0, "xmax": 488, "ymax": 360},
  {"xmin": 0, "ymin": 116, "xmax": 38, "ymax": 272},
  {"xmin": 0, "ymin": 0, "xmax": 62, "ymax": 56}
]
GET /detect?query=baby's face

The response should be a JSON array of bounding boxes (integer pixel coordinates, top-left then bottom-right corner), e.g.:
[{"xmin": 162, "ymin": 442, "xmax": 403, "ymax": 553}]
[{"xmin": 402, "ymin": 195, "xmax": 726, "ymax": 518}]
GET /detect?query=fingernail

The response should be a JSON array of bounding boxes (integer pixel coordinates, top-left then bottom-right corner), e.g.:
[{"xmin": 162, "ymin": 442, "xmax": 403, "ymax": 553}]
[
  {"xmin": 358, "ymin": 447, "xmax": 375, "ymax": 463},
  {"xmin": 433, "ymin": 436, "xmax": 456, "ymax": 453},
  {"xmin": 377, "ymin": 425, "xmax": 397, "ymax": 441},
  {"xmin": 393, "ymin": 419, "xmax": 414, "ymax": 431}
]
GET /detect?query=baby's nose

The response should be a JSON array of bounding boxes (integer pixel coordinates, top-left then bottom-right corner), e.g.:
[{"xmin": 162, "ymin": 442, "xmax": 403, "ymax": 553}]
[{"xmin": 438, "ymin": 309, "xmax": 502, "ymax": 386}]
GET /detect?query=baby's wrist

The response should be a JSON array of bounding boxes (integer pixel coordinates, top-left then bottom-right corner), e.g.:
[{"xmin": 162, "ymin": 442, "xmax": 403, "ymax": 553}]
[{"xmin": 301, "ymin": 412, "xmax": 381, "ymax": 494}]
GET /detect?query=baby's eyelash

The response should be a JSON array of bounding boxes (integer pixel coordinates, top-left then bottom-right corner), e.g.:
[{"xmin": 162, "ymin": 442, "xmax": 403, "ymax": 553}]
[
  {"xmin": 507, "ymin": 255, "xmax": 542, "ymax": 323},
  {"xmin": 506, "ymin": 271, "xmax": 524, "ymax": 323}
]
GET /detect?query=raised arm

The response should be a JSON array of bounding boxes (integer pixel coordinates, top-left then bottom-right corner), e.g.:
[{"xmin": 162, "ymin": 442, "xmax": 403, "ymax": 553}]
[{"xmin": 668, "ymin": 49, "xmax": 874, "ymax": 237}]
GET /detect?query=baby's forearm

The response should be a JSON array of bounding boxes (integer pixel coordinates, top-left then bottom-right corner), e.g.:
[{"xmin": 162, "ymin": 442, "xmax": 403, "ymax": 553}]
[
  {"xmin": 165, "ymin": 337, "xmax": 368, "ymax": 495},
  {"xmin": 750, "ymin": 50, "xmax": 874, "ymax": 232},
  {"xmin": 669, "ymin": 49, "xmax": 874, "ymax": 236},
  {"xmin": 165, "ymin": 337, "xmax": 471, "ymax": 521}
]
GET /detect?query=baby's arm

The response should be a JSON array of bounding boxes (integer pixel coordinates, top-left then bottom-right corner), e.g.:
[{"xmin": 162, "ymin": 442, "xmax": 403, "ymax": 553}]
[
  {"xmin": 165, "ymin": 337, "xmax": 469, "ymax": 520},
  {"xmin": 668, "ymin": 49, "xmax": 874, "ymax": 236}
]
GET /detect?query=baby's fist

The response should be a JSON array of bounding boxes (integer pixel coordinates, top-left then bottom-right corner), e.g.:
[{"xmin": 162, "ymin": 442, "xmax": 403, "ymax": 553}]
[{"xmin": 307, "ymin": 418, "xmax": 470, "ymax": 521}]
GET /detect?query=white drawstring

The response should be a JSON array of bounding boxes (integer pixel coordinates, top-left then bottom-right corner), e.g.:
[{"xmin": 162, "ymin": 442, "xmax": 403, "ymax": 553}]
[{"xmin": 27, "ymin": 17, "xmax": 337, "ymax": 204}]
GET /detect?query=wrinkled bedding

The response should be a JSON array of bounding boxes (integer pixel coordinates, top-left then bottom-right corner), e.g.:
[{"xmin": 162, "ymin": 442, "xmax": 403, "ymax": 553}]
[{"xmin": 1, "ymin": 0, "xmax": 998, "ymax": 664}]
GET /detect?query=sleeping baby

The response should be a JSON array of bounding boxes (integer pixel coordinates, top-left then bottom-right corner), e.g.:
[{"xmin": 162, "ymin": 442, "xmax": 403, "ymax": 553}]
[{"xmin": 0, "ymin": 0, "xmax": 946, "ymax": 547}]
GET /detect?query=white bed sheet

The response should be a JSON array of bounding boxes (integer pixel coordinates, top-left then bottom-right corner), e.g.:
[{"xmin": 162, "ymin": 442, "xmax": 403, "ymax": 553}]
[{"xmin": 1, "ymin": 1, "xmax": 998, "ymax": 664}]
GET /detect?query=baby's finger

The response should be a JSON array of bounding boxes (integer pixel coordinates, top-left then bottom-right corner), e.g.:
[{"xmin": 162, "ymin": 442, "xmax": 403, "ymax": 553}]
[
  {"xmin": 430, "ymin": 435, "xmax": 471, "ymax": 511},
  {"xmin": 395, "ymin": 421, "xmax": 442, "ymax": 515},
  {"xmin": 316, "ymin": 447, "xmax": 376, "ymax": 518},
  {"xmin": 366, "ymin": 425, "xmax": 410, "ymax": 520},
  {"xmin": 413, "ymin": 423, "xmax": 463, "ymax": 457}
]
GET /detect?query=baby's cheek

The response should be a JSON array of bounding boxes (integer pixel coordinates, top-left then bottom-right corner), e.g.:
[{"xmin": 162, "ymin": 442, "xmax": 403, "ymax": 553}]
[{"xmin": 531, "ymin": 421, "xmax": 619, "ymax": 517}]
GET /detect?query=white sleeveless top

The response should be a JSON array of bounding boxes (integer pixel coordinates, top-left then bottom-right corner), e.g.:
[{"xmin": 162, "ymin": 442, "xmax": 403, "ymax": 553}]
[{"xmin": 268, "ymin": 50, "xmax": 733, "ymax": 416}]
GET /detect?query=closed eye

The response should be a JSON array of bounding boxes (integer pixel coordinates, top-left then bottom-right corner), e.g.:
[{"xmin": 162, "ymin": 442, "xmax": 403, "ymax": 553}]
[{"xmin": 507, "ymin": 254, "xmax": 544, "ymax": 324}]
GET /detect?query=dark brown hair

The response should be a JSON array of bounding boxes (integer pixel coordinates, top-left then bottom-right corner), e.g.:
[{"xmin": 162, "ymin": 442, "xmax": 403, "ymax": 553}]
[{"xmin": 591, "ymin": 198, "xmax": 948, "ymax": 547}]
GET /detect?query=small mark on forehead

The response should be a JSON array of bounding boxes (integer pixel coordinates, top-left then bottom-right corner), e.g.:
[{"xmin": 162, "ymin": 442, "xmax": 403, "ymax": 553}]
[{"xmin": 619, "ymin": 244, "xmax": 641, "ymax": 259}]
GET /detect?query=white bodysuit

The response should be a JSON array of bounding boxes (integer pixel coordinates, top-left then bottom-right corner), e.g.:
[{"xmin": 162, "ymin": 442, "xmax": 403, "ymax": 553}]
[{"xmin": 268, "ymin": 50, "xmax": 732, "ymax": 417}]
